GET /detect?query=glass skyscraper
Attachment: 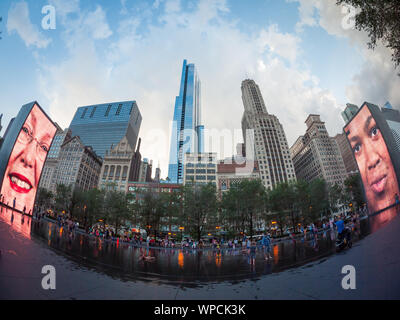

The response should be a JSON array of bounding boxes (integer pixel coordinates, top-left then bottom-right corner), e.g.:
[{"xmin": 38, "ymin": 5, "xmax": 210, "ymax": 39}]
[
  {"xmin": 69, "ymin": 101, "xmax": 142, "ymax": 159},
  {"xmin": 168, "ymin": 60, "xmax": 204, "ymax": 184}
]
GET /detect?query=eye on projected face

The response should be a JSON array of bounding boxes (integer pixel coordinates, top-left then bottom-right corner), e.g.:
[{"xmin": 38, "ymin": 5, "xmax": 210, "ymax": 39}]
[
  {"xmin": 345, "ymin": 106, "xmax": 400, "ymax": 214},
  {"xmin": 0, "ymin": 104, "xmax": 56, "ymax": 214}
]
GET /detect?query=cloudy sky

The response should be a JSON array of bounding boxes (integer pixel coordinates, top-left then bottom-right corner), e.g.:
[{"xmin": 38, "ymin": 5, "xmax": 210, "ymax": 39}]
[{"xmin": 0, "ymin": 0, "xmax": 399, "ymax": 178}]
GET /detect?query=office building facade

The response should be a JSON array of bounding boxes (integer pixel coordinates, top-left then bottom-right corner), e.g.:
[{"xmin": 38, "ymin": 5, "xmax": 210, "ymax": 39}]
[
  {"xmin": 341, "ymin": 103, "xmax": 359, "ymax": 124},
  {"xmin": 138, "ymin": 158, "xmax": 153, "ymax": 183},
  {"xmin": 290, "ymin": 115, "xmax": 347, "ymax": 186},
  {"xmin": 333, "ymin": 133, "xmax": 359, "ymax": 176},
  {"xmin": 69, "ymin": 101, "xmax": 142, "ymax": 159},
  {"xmin": 98, "ymin": 136, "xmax": 136, "ymax": 193},
  {"xmin": 217, "ymin": 159, "xmax": 260, "ymax": 199},
  {"xmin": 168, "ymin": 60, "xmax": 204, "ymax": 184},
  {"xmin": 183, "ymin": 152, "xmax": 217, "ymax": 186},
  {"xmin": 241, "ymin": 79, "xmax": 296, "ymax": 190},
  {"xmin": 39, "ymin": 125, "xmax": 72, "ymax": 191},
  {"xmin": 51, "ymin": 136, "xmax": 102, "ymax": 192}
]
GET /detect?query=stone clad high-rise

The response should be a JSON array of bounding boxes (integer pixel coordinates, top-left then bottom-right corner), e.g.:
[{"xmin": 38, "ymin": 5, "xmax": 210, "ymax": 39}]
[
  {"xmin": 290, "ymin": 115, "xmax": 347, "ymax": 186},
  {"xmin": 241, "ymin": 79, "xmax": 296, "ymax": 190},
  {"xmin": 168, "ymin": 60, "xmax": 204, "ymax": 184}
]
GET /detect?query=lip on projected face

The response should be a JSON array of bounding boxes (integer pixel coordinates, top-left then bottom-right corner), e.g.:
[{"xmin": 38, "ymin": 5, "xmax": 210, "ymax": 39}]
[
  {"xmin": 370, "ymin": 174, "xmax": 387, "ymax": 195},
  {"xmin": 8, "ymin": 172, "xmax": 33, "ymax": 194}
]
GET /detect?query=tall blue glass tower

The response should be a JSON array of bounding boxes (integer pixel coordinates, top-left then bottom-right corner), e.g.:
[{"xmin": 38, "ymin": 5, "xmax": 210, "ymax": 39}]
[
  {"xmin": 168, "ymin": 60, "xmax": 204, "ymax": 184},
  {"xmin": 69, "ymin": 101, "xmax": 142, "ymax": 159}
]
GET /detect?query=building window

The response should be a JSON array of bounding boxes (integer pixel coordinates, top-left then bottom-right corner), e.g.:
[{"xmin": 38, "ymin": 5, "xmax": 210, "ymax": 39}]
[
  {"xmin": 115, "ymin": 166, "xmax": 121, "ymax": 180},
  {"xmin": 90, "ymin": 106, "xmax": 97, "ymax": 118},
  {"xmin": 105, "ymin": 105, "xmax": 112, "ymax": 117},
  {"xmin": 102, "ymin": 165, "xmax": 109, "ymax": 179},
  {"xmin": 109, "ymin": 166, "xmax": 115, "ymax": 179},
  {"xmin": 116, "ymin": 104, "xmax": 123, "ymax": 115},
  {"xmin": 122, "ymin": 166, "xmax": 128, "ymax": 181},
  {"xmin": 81, "ymin": 107, "xmax": 88, "ymax": 118}
]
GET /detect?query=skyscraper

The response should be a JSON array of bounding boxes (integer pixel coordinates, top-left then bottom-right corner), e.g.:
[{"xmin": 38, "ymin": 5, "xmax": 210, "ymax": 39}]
[
  {"xmin": 333, "ymin": 133, "xmax": 359, "ymax": 176},
  {"xmin": 38, "ymin": 125, "xmax": 72, "ymax": 191},
  {"xmin": 290, "ymin": 115, "xmax": 347, "ymax": 186},
  {"xmin": 168, "ymin": 60, "xmax": 204, "ymax": 184},
  {"xmin": 241, "ymin": 79, "xmax": 296, "ymax": 190},
  {"xmin": 69, "ymin": 101, "xmax": 142, "ymax": 159},
  {"xmin": 341, "ymin": 103, "xmax": 359, "ymax": 124}
]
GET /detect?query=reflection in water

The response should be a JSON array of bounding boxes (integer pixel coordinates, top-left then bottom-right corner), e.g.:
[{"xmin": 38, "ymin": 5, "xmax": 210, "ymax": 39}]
[
  {"xmin": 1, "ymin": 203, "xmax": 399, "ymax": 285},
  {"xmin": 178, "ymin": 251, "xmax": 184, "ymax": 269},
  {"xmin": 273, "ymin": 245, "xmax": 279, "ymax": 264},
  {"xmin": 0, "ymin": 205, "xmax": 31, "ymax": 239},
  {"xmin": 215, "ymin": 252, "xmax": 222, "ymax": 268}
]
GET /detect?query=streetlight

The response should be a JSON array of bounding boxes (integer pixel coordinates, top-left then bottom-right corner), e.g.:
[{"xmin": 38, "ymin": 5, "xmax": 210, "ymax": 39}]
[{"xmin": 179, "ymin": 226, "xmax": 184, "ymax": 241}]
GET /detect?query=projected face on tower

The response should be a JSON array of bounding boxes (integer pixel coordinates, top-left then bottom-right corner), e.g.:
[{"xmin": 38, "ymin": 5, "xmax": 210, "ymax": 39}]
[
  {"xmin": 345, "ymin": 105, "xmax": 400, "ymax": 214},
  {"xmin": 0, "ymin": 104, "xmax": 56, "ymax": 214}
]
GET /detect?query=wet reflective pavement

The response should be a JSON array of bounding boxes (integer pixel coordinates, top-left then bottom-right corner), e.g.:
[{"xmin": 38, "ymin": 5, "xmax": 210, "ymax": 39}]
[
  {"xmin": 1, "ymin": 204, "xmax": 370, "ymax": 284},
  {"xmin": 1, "ymin": 203, "xmax": 400, "ymax": 299}
]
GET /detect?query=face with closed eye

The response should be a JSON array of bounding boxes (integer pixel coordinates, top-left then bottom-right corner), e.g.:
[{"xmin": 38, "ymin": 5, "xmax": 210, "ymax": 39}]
[
  {"xmin": 345, "ymin": 106, "xmax": 399, "ymax": 214},
  {"xmin": 0, "ymin": 104, "xmax": 56, "ymax": 214}
]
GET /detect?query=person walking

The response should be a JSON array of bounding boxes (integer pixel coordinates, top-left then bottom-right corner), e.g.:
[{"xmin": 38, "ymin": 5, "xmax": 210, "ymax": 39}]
[
  {"xmin": 249, "ymin": 240, "xmax": 257, "ymax": 265},
  {"xmin": 262, "ymin": 233, "xmax": 273, "ymax": 260}
]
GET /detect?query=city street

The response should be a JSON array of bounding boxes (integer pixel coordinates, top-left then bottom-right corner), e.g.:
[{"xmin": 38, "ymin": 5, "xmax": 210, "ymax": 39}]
[{"xmin": 1, "ymin": 207, "xmax": 399, "ymax": 300}]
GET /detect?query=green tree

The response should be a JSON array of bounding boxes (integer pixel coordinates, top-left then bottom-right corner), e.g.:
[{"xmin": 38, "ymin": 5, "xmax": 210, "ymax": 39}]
[
  {"xmin": 138, "ymin": 190, "xmax": 163, "ymax": 238},
  {"xmin": 328, "ymin": 183, "xmax": 347, "ymax": 214},
  {"xmin": 54, "ymin": 183, "xmax": 72, "ymax": 212},
  {"xmin": 268, "ymin": 182, "xmax": 294, "ymax": 235},
  {"xmin": 36, "ymin": 187, "xmax": 54, "ymax": 210},
  {"xmin": 104, "ymin": 189, "xmax": 132, "ymax": 236},
  {"xmin": 294, "ymin": 179, "xmax": 311, "ymax": 225},
  {"xmin": 344, "ymin": 173, "xmax": 365, "ymax": 210},
  {"xmin": 69, "ymin": 187, "xmax": 85, "ymax": 219},
  {"xmin": 159, "ymin": 189, "xmax": 182, "ymax": 233},
  {"xmin": 221, "ymin": 183, "xmax": 246, "ymax": 237},
  {"xmin": 241, "ymin": 179, "xmax": 266, "ymax": 237},
  {"xmin": 308, "ymin": 178, "xmax": 330, "ymax": 223},
  {"xmin": 81, "ymin": 188, "xmax": 105, "ymax": 230},
  {"xmin": 222, "ymin": 179, "xmax": 265, "ymax": 237},
  {"xmin": 182, "ymin": 182, "xmax": 218, "ymax": 241},
  {"xmin": 337, "ymin": 0, "xmax": 400, "ymax": 73}
]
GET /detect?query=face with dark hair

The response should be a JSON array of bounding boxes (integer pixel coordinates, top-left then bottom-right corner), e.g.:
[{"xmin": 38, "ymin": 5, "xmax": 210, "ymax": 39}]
[
  {"xmin": 345, "ymin": 106, "xmax": 399, "ymax": 214},
  {"xmin": 0, "ymin": 104, "xmax": 56, "ymax": 214}
]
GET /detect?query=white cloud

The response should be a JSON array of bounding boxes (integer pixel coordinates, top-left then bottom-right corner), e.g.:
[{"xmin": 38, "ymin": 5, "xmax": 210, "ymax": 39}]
[
  {"xmin": 290, "ymin": 0, "xmax": 400, "ymax": 111},
  {"xmin": 153, "ymin": 0, "xmax": 163, "ymax": 9},
  {"xmin": 37, "ymin": 0, "xmax": 351, "ymax": 178},
  {"xmin": 7, "ymin": 1, "xmax": 51, "ymax": 48},
  {"xmin": 84, "ymin": 6, "xmax": 113, "ymax": 39},
  {"xmin": 165, "ymin": 0, "xmax": 181, "ymax": 13},
  {"xmin": 257, "ymin": 24, "xmax": 301, "ymax": 64}
]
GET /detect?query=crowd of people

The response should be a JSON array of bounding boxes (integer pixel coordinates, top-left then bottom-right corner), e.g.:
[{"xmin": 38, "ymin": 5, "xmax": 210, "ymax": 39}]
[{"xmin": 32, "ymin": 204, "xmax": 364, "ymax": 254}]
